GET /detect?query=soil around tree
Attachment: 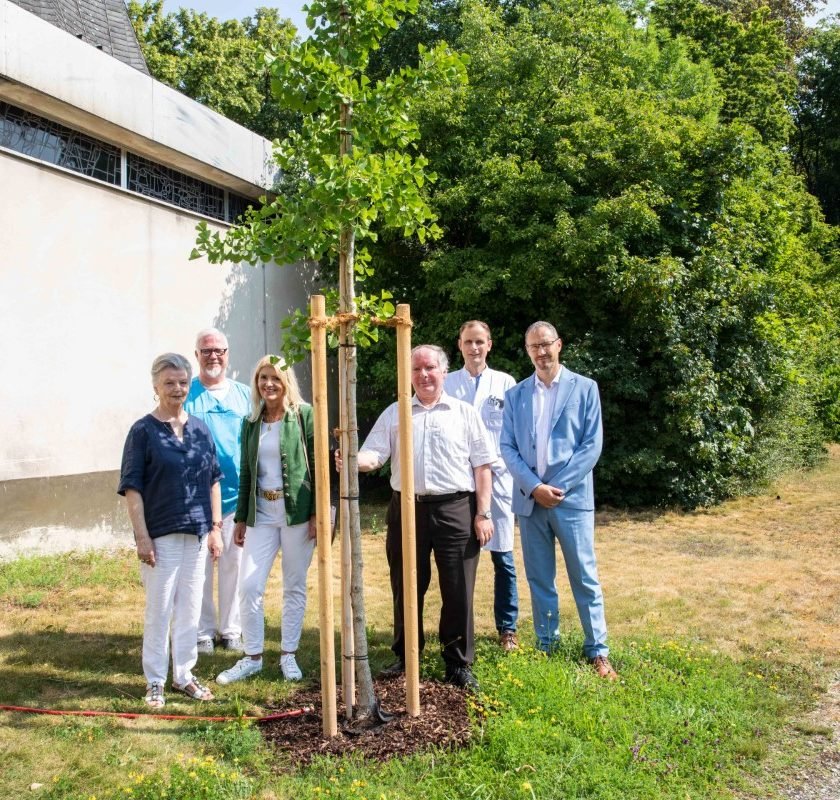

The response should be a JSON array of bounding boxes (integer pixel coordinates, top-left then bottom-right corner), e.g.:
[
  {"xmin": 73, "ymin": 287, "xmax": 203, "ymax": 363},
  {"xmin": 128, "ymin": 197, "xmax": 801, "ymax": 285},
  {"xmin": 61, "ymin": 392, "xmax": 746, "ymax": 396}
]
[{"xmin": 259, "ymin": 675, "xmax": 472, "ymax": 767}]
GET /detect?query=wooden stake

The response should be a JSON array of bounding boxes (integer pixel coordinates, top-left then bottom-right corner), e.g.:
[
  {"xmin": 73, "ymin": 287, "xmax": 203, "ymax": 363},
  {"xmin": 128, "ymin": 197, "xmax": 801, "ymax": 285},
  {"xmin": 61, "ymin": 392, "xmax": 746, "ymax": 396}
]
[
  {"xmin": 396, "ymin": 304, "xmax": 420, "ymax": 716},
  {"xmin": 311, "ymin": 294, "xmax": 338, "ymax": 737}
]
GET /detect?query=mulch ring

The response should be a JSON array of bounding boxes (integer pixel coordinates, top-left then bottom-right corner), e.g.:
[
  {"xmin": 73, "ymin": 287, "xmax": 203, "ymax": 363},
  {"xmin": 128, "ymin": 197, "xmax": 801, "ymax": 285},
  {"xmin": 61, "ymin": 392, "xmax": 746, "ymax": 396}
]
[{"xmin": 258, "ymin": 675, "xmax": 472, "ymax": 767}]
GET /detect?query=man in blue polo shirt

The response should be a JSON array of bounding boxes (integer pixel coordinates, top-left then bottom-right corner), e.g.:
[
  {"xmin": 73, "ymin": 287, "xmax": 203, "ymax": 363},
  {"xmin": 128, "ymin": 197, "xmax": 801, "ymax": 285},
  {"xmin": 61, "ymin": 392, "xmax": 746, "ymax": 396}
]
[{"xmin": 185, "ymin": 328, "xmax": 251, "ymax": 653}]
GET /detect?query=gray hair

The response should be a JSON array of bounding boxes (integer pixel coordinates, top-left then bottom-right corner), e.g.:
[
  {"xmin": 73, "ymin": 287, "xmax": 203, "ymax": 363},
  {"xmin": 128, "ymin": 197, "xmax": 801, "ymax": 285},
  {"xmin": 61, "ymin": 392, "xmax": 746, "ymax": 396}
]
[
  {"xmin": 524, "ymin": 321, "xmax": 559, "ymax": 342},
  {"xmin": 194, "ymin": 327, "xmax": 228, "ymax": 349},
  {"xmin": 151, "ymin": 353, "xmax": 192, "ymax": 384},
  {"xmin": 412, "ymin": 344, "xmax": 449, "ymax": 373}
]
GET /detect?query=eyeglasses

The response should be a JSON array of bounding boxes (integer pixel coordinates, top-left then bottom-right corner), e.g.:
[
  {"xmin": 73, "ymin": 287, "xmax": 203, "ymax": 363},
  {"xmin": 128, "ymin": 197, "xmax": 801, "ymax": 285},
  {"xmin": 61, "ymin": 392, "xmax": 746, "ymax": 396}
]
[
  {"xmin": 525, "ymin": 338, "xmax": 560, "ymax": 354},
  {"xmin": 199, "ymin": 348, "xmax": 228, "ymax": 357}
]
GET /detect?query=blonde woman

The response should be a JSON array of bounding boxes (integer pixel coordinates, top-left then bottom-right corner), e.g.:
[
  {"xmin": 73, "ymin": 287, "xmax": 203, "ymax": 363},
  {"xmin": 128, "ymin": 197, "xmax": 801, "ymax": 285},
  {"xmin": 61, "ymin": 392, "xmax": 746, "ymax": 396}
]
[{"xmin": 216, "ymin": 356, "xmax": 316, "ymax": 685}]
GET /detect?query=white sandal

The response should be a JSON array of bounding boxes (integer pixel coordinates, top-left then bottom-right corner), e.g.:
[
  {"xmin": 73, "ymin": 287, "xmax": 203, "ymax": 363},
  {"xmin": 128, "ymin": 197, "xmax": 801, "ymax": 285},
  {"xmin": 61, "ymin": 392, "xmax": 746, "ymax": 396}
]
[
  {"xmin": 144, "ymin": 682, "xmax": 165, "ymax": 708},
  {"xmin": 172, "ymin": 677, "xmax": 213, "ymax": 701}
]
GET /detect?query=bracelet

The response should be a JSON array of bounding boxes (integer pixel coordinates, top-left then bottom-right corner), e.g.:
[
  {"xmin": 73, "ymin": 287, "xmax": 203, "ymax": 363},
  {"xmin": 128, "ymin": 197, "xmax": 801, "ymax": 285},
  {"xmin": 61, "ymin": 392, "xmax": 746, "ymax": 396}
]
[{"xmin": 212, "ymin": 520, "xmax": 223, "ymax": 529}]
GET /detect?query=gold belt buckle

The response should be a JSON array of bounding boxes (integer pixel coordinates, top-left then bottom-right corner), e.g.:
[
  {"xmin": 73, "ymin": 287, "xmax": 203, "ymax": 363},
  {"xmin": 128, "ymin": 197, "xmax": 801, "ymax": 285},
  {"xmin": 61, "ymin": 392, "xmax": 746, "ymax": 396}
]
[{"xmin": 261, "ymin": 488, "xmax": 283, "ymax": 501}]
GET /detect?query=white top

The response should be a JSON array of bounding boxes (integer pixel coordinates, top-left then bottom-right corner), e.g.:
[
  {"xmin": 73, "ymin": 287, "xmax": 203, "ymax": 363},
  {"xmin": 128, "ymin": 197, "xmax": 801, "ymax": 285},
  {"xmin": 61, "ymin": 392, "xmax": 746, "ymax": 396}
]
[
  {"xmin": 255, "ymin": 422, "xmax": 284, "ymax": 525},
  {"xmin": 360, "ymin": 392, "xmax": 494, "ymax": 494},
  {"xmin": 257, "ymin": 422, "xmax": 283, "ymax": 490},
  {"xmin": 445, "ymin": 366, "xmax": 516, "ymax": 550},
  {"xmin": 533, "ymin": 368, "xmax": 563, "ymax": 478}
]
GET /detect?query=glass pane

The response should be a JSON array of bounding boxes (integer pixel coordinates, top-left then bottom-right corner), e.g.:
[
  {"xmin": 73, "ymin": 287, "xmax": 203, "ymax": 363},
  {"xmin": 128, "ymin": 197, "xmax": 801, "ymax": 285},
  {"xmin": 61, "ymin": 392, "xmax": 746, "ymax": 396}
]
[
  {"xmin": 0, "ymin": 101, "xmax": 120, "ymax": 184},
  {"xmin": 127, "ymin": 154, "xmax": 225, "ymax": 220}
]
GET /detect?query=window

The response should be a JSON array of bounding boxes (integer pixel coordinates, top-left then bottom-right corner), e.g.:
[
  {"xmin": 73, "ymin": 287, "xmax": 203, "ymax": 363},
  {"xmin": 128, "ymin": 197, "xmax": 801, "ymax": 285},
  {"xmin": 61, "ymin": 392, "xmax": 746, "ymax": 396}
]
[
  {"xmin": 127, "ymin": 154, "xmax": 225, "ymax": 220},
  {"xmin": 228, "ymin": 192, "xmax": 254, "ymax": 223},
  {"xmin": 0, "ymin": 101, "xmax": 120, "ymax": 184},
  {"xmin": 1, "ymin": 101, "xmax": 260, "ymax": 223}
]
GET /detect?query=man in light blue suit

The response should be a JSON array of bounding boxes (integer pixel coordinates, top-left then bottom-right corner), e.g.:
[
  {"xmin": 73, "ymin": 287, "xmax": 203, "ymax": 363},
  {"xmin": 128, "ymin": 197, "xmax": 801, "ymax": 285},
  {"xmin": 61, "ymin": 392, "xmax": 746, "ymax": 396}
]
[{"xmin": 500, "ymin": 321, "xmax": 617, "ymax": 679}]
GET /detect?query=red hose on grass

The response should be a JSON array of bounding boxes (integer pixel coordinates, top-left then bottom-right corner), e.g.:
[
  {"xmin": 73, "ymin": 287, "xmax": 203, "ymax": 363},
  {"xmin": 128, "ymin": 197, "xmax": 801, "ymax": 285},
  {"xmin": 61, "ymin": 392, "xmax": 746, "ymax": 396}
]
[{"xmin": 0, "ymin": 704, "xmax": 314, "ymax": 722}]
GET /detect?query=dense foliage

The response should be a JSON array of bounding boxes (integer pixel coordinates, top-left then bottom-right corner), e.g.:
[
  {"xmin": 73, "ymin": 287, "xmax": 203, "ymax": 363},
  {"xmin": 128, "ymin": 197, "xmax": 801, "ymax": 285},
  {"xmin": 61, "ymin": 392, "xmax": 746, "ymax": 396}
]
[
  {"xmin": 127, "ymin": 1, "xmax": 299, "ymax": 139},
  {"xmin": 360, "ymin": 0, "xmax": 840, "ymax": 507},
  {"xmin": 703, "ymin": 0, "xmax": 820, "ymax": 46},
  {"xmin": 795, "ymin": 21, "xmax": 840, "ymax": 225}
]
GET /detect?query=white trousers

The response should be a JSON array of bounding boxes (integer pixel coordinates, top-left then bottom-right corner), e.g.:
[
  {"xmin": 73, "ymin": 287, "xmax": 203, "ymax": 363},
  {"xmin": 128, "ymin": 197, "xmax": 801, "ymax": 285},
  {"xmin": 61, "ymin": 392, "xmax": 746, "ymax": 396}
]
[
  {"xmin": 198, "ymin": 513, "xmax": 242, "ymax": 640},
  {"xmin": 140, "ymin": 533, "xmax": 206, "ymax": 686},
  {"xmin": 240, "ymin": 512, "xmax": 315, "ymax": 655}
]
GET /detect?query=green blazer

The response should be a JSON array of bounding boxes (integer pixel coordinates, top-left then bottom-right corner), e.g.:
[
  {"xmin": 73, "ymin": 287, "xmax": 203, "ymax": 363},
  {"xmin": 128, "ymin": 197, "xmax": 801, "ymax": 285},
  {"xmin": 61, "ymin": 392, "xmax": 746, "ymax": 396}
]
[{"xmin": 234, "ymin": 404, "xmax": 316, "ymax": 527}]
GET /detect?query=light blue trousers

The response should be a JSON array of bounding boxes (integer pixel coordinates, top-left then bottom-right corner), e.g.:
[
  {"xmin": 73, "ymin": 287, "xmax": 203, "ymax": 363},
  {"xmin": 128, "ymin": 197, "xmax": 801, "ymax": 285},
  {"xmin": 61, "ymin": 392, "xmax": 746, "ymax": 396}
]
[{"xmin": 518, "ymin": 504, "xmax": 608, "ymax": 658}]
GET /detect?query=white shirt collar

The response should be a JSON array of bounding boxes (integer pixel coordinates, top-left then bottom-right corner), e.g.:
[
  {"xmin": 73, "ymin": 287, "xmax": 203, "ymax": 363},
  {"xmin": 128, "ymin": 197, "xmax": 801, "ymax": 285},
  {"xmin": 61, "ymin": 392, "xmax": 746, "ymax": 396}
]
[
  {"xmin": 411, "ymin": 390, "xmax": 454, "ymax": 409},
  {"xmin": 534, "ymin": 365, "xmax": 563, "ymax": 391}
]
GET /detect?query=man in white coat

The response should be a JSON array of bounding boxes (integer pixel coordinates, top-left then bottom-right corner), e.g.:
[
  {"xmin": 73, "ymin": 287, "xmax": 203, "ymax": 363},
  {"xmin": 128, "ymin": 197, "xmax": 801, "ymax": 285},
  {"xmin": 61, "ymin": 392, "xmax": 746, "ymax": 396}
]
[{"xmin": 445, "ymin": 320, "xmax": 520, "ymax": 652}]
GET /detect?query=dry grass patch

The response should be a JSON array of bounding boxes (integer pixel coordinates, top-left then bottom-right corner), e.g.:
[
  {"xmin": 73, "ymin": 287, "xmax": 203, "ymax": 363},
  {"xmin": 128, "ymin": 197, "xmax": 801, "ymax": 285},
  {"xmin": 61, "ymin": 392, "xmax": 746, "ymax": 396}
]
[{"xmin": 594, "ymin": 447, "xmax": 840, "ymax": 669}]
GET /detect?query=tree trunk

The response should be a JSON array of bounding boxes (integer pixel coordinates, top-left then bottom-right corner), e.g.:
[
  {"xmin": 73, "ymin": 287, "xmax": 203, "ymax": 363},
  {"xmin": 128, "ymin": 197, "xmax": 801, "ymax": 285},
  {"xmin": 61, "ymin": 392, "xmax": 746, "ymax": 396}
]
[{"xmin": 338, "ymin": 92, "xmax": 377, "ymax": 717}]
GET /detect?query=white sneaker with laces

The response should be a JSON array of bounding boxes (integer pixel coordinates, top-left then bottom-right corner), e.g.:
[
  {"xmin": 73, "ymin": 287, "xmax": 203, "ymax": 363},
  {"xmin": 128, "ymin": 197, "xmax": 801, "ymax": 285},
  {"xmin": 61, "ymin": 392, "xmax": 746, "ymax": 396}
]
[
  {"xmin": 216, "ymin": 656, "xmax": 263, "ymax": 685},
  {"xmin": 279, "ymin": 653, "xmax": 303, "ymax": 681}
]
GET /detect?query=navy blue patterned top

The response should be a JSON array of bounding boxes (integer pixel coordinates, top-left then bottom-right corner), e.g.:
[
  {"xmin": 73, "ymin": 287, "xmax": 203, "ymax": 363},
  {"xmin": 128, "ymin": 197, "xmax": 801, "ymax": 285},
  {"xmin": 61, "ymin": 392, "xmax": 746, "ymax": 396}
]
[{"xmin": 118, "ymin": 414, "xmax": 222, "ymax": 538}]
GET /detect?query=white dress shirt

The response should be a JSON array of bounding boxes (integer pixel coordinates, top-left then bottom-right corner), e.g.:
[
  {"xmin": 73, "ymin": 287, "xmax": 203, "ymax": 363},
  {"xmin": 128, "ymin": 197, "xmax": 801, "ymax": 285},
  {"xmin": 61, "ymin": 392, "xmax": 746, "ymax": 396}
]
[
  {"xmin": 360, "ymin": 392, "xmax": 494, "ymax": 494},
  {"xmin": 533, "ymin": 367, "xmax": 563, "ymax": 479}
]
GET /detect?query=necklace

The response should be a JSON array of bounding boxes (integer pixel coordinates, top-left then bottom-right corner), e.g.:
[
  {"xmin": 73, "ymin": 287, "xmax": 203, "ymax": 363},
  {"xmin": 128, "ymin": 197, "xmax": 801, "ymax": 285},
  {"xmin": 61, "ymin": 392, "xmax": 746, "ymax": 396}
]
[{"xmin": 262, "ymin": 413, "xmax": 283, "ymax": 430}]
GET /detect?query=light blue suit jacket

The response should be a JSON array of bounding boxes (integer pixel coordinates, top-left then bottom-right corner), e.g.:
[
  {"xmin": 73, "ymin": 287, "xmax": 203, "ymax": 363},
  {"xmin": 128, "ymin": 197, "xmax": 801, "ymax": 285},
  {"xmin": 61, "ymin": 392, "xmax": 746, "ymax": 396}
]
[{"xmin": 500, "ymin": 368, "xmax": 603, "ymax": 514}]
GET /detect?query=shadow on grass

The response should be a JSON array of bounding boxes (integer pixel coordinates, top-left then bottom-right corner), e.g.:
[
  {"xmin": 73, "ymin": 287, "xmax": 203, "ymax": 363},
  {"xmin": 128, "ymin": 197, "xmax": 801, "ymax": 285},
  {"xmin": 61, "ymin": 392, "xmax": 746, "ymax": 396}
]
[{"xmin": 0, "ymin": 623, "xmax": 398, "ymax": 711}]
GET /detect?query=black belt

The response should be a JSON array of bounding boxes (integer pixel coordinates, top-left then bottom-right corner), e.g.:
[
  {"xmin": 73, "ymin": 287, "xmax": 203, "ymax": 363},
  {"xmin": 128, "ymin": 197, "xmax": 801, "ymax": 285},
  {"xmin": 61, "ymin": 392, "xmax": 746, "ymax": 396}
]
[{"xmin": 394, "ymin": 490, "xmax": 472, "ymax": 504}]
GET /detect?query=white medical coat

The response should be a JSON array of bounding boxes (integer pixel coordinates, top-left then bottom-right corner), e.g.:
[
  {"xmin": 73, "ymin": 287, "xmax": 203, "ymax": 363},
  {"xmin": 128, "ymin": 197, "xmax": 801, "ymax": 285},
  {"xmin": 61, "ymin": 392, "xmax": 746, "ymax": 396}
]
[{"xmin": 444, "ymin": 366, "xmax": 516, "ymax": 551}]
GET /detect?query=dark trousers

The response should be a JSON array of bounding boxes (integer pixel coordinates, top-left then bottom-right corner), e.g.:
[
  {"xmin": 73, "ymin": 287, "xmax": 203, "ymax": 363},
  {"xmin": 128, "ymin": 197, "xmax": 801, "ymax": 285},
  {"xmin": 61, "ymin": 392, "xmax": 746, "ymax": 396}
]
[{"xmin": 386, "ymin": 491, "xmax": 479, "ymax": 668}]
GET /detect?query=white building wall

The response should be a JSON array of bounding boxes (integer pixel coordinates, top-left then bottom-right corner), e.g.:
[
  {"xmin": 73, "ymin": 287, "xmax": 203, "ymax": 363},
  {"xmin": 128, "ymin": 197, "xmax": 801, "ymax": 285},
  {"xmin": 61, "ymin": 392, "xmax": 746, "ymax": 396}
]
[
  {"xmin": 0, "ymin": 1, "xmax": 326, "ymax": 557},
  {"xmin": 0, "ymin": 152, "xmax": 311, "ymax": 482}
]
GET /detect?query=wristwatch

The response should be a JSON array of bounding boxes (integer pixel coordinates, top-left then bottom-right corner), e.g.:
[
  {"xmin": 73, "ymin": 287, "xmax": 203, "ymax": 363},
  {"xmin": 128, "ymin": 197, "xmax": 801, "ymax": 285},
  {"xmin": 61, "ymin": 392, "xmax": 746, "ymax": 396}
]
[{"xmin": 476, "ymin": 510, "xmax": 492, "ymax": 520}]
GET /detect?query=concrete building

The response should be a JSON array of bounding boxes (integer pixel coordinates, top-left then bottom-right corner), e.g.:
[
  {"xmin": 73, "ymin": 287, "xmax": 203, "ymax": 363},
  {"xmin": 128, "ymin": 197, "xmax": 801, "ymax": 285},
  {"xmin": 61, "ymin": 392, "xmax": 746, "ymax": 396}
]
[{"xmin": 0, "ymin": 0, "xmax": 312, "ymax": 556}]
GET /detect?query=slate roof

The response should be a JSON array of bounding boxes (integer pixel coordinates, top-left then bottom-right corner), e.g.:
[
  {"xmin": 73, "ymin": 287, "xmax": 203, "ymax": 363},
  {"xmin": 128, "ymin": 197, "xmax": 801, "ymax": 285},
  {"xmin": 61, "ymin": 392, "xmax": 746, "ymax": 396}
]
[{"xmin": 9, "ymin": 0, "xmax": 150, "ymax": 74}]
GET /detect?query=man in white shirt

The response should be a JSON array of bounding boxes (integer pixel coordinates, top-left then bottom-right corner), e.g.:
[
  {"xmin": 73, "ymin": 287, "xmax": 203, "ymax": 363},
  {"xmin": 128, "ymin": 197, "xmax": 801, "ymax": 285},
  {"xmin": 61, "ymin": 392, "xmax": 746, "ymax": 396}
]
[
  {"xmin": 444, "ymin": 321, "xmax": 519, "ymax": 652},
  {"xmin": 501, "ymin": 321, "xmax": 617, "ymax": 680},
  {"xmin": 355, "ymin": 344, "xmax": 494, "ymax": 690},
  {"xmin": 184, "ymin": 328, "xmax": 251, "ymax": 654}
]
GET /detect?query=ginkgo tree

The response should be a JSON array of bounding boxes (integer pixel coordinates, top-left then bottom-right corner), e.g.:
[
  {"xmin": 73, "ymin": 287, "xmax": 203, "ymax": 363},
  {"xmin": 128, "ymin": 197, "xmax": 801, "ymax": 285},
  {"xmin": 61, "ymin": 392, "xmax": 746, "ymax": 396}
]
[{"xmin": 192, "ymin": 0, "xmax": 467, "ymax": 721}]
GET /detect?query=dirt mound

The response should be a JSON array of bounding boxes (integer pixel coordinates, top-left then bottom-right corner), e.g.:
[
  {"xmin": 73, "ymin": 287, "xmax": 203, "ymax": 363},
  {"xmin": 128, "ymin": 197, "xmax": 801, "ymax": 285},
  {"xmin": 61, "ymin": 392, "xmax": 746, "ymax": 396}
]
[{"xmin": 259, "ymin": 676, "xmax": 472, "ymax": 767}]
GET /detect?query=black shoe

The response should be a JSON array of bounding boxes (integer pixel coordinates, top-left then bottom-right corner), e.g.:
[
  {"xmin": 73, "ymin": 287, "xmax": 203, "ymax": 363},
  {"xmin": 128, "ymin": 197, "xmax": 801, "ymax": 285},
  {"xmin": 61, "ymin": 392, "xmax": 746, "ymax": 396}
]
[
  {"xmin": 445, "ymin": 665, "xmax": 479, "ymax": 691},
  {"xmin": 380, "ymin": 659, "xmax": 405, "ymax": 677}
]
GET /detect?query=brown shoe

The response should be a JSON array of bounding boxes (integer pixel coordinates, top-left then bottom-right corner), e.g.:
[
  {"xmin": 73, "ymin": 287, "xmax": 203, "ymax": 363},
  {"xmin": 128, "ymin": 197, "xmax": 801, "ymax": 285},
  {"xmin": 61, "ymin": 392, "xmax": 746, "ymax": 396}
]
[
  {"xmin": 589, "ymin": 655, "xmax": 618, "ymax": 681},
  {"xmin": 499, "ymin": 631, "xmax": 519, "ymax": 653}
]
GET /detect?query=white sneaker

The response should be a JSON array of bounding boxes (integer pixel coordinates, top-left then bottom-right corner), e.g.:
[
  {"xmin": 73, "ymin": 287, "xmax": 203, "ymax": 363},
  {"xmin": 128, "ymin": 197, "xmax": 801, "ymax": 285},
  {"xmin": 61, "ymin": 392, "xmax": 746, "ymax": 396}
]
[
  {"xmin": 216, "ymin": 656, "xmax": 262, "ymax": 685},
  {"xmin": 197, "ymin": 637, "xmax": 215, "ymax": 654},
  {"xmin": 279, "ymin": 653, "xmax": 303, "ymax": 681}
]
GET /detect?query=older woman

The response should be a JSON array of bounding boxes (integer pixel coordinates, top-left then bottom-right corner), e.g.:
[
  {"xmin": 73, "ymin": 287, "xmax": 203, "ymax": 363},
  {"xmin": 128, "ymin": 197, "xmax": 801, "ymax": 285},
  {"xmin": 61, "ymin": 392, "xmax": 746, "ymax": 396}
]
[
  {"xmin": 216, "ymin": 356, "xmax": 316, "ymax": 685},
  {"xmin": 118, "ymin": 353, "xmax": 224, "ymax": 708}
]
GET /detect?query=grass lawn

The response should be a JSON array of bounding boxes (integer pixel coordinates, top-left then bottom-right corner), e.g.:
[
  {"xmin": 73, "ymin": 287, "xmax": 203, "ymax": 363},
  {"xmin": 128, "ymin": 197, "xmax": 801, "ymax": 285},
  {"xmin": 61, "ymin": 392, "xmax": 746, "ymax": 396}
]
[{"xmin": 0, "ymin": 448, "xmax": 837, "ymax": 799}]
